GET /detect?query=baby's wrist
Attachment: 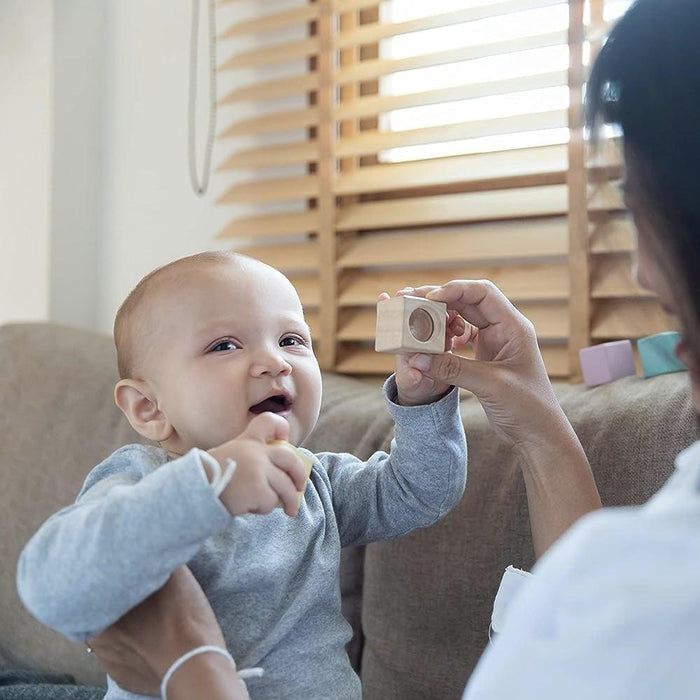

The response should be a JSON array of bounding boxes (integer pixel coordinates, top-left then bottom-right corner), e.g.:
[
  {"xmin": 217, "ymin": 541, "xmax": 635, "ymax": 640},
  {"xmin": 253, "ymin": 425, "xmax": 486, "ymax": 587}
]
[
  {"xmin": 396, "ymin": 386, "xmax": 451, "ymax": 407},
  {"xmin": 199, "ymin": 449, "xmax": 237, "ymax": 498}
]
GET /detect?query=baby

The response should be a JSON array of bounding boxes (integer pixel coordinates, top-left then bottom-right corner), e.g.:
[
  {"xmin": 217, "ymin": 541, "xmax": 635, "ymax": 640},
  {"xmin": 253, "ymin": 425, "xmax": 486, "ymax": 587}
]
[{"xmin": 18, "ymin": 251, "xmax": 467, "ymax": 700}]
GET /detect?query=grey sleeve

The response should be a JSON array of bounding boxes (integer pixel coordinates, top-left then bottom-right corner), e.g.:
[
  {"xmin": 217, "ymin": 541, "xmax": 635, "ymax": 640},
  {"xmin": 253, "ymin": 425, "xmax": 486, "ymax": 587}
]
[
  {"xmin": 321, "ymin": 376, "xmax": 467, "ymax": 547},
  {"xmin": 16, "ymin": 446, "xmax": 230, "ymax": 643}
]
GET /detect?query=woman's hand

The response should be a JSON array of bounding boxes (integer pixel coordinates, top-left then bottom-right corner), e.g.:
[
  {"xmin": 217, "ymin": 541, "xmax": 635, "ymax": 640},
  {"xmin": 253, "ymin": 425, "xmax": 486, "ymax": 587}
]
[
  {"xmin": 398, "ymin": 280, "xmax": 601, "ymax": 555},
  {"xmin": 378, "ymin": 290, "xmax": 467, "ymax": 406},
  {"xmin": 399, "ymin": 280, "xmax": 558, "ymax": 447},
  {"xmin": 88, "ymin": 566, "xmax": 249, "ymax": 699}
]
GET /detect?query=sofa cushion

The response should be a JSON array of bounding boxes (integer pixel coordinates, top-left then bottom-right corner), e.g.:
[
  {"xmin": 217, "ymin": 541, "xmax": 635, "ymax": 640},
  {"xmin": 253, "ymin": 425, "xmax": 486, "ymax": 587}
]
[
  {"xmin": 0, "ymin": 323, "xmax": 146, "ymax": 686},
  {"xmin": 359, "ymin": 373, "xmax": 697, "ymax": 700}
]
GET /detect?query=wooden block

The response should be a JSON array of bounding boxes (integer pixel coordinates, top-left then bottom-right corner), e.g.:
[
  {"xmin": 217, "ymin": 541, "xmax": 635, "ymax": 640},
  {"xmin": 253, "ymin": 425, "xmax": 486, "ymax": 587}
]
[
  {"xmin": 637, "ymin": 332, "xmax": 686, "ymax": 378},
  {"xmin": 375, "ymin": 295, "xmax": 447, "ymax": 354},
  {"xmin": 579, "ymin": 339, "xmax": 636, "ymax": 388}
]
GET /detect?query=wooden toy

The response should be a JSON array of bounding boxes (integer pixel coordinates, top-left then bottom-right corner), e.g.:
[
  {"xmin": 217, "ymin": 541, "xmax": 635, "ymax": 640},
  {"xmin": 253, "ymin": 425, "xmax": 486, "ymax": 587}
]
[
  {"xmin": 269, "ymin": 440, "xmax": 313, "ymax": 509},
  {"xmin": 375, "ymin": 295, "xmax": 447, "ymax": 354},
  {"xmin": 637, "ymin": 331, "xmax": 686, "ymax": 378},
  {"xmin": 579, "ymin": 339, "xmax": 636, "ymax": 388}
]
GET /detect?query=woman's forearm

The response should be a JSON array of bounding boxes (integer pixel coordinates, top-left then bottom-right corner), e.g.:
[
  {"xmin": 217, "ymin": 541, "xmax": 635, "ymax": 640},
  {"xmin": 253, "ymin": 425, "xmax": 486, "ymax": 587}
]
[{"xmin": 515, "ymin": 404, "xmax": 602, "ymax": 558}]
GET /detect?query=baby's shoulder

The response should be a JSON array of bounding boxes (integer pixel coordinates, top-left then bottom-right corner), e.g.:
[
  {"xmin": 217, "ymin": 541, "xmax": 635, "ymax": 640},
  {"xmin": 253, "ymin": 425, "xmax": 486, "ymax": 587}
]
[
  {"xmin": 108, "ymin": 443, "xmax": 165, "ymax": 467},
  {"xmin": 79, "ymin": 443, "xmax": 166, "ymax": 497}
]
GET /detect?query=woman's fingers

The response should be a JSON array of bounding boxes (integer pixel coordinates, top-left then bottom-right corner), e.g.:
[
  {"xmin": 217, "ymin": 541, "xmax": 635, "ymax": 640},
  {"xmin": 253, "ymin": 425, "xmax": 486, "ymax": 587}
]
[
  {"xmin": 425, "ymin": 280, "xmax": 521, "ymax": 330},
  {"xmin": 407, "ymin": 352, "xmax": 492, "ymax": 397}
]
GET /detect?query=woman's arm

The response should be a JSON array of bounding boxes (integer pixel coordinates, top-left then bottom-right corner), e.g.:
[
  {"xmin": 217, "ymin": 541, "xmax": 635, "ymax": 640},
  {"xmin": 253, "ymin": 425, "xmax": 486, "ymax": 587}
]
[
  {"xmin": 88, "ymin": 566, "xmax": 248, "ymax": 699},
  {"xmin": 405, "ymin": 280, "xmax": 601, "ymax": 557}
]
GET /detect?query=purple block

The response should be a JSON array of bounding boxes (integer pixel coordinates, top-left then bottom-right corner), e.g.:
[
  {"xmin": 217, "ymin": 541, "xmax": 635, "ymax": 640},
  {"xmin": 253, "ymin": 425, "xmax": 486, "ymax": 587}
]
[{"xmin": 579, "ymin": 340, "xmax": 637, "ymax": 388}]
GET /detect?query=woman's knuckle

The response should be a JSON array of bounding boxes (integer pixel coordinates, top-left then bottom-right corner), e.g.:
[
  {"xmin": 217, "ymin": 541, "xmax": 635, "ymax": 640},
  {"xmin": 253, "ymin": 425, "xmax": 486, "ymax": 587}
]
[{"xmin": 441, "ymin": 353, "xmax": 464, "ymax": 380}]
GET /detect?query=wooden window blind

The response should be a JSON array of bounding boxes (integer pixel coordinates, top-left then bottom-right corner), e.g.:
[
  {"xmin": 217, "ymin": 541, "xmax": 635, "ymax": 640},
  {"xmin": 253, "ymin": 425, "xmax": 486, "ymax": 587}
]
[
  {"xmin": 216, "ymin": 0, "xmax": 668, "ymax": 379},
  {"xmin": 583, "ymin": 1, "xmax": 672, "ymax": 378}
]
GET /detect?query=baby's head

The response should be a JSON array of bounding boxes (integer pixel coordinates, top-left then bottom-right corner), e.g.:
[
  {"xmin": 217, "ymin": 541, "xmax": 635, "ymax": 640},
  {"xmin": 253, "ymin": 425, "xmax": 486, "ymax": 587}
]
[{"xmin": 113, "ymin": 251, "xmax": 322, "ymax": 455}]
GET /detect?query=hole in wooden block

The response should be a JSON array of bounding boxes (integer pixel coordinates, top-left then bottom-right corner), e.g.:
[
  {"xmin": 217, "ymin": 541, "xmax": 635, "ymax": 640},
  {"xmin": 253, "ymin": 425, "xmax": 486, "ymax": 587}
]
[{"xmin": 408, "ymin": 308, "xmax": 434, "ymax": 342}]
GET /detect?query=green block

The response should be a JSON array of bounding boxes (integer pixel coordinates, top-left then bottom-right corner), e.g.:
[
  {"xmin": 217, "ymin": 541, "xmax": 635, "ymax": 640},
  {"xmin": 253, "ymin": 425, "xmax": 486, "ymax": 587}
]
[{"xmin": 637, "ymin": 332, "xmax": 687, "ymax": 378}]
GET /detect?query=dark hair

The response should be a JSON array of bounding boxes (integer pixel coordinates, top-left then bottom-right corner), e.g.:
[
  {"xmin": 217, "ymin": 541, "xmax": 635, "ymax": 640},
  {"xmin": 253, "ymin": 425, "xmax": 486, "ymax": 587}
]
[{"xmin": 586, "ymin": 0, "xmax": 700, "ymax": 373}]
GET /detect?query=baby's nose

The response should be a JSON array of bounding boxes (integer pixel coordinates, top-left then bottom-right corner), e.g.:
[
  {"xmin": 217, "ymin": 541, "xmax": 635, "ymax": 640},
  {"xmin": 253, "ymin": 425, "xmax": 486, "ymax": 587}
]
[{"xmin": 251, "ymin": 347, "xmax": 292, "ymax": 376}]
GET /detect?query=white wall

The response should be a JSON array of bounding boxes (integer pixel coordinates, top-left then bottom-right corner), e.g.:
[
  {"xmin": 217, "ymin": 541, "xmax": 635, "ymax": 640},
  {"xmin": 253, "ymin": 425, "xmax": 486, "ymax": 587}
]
[
  {"xmin": 0, "ymin": 0, "xmax": 53, "ymax": 325},
  {"xmin": 50, "ymin": 0, "xmax": 107, "ymax": 329},
  {"xmin": 95, "ymin": 0, "xmax": 306, "ymax": 334},
  {"xmin": 1, "ymin": 0, "xmax": 306, "ymax": 334},
  {"xmin": 95, "ymin": 0, "xmax": 234, "ymax": 334}
]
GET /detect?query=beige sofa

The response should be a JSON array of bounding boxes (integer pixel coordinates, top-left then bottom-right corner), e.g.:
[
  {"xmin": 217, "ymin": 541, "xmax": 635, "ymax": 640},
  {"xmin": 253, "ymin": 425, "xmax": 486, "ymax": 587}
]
[{"xmin": 1, "ymin": 322, "xmax": 697, "ymax": 698}]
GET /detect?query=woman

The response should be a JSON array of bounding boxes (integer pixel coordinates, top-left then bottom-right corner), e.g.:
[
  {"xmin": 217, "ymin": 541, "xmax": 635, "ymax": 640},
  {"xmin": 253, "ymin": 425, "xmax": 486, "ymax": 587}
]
[{"xmin": 90, "ymin": 0, "xmax": 700, "ymax": 696}]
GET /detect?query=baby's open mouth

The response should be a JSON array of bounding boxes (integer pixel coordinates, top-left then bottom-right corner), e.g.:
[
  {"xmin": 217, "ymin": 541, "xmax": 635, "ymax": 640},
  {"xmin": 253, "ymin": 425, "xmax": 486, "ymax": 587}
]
[{"xmin": 249, "ymin": 395, "xmax": 292, "ymax": 415}]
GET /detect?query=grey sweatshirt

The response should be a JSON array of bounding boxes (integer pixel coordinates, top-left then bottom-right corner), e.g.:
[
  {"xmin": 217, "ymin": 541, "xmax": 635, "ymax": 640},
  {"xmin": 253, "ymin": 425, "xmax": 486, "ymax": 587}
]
[{"xmin": 17, "ymin": 377, "xmax": 466, "ymax": 699}]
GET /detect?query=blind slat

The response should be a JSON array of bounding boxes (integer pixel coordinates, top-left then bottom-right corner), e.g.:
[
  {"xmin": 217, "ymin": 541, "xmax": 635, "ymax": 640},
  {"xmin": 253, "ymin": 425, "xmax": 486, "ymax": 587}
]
[
  {"xmin": 336, "ymin": 110, "xmax": 568, "ymax": 161},
  {"xmin": 589, "ymin": 217, "xmax": 635, "ymax": 253},
  {"xmin": 592, "ymin": 299, "xmax": 670, "ymax": 339},
  {"xmin": 335, "ymin": 71, "xmax": 568, "ymax": 121},
  {"xmin": 337, "ymin": 184, "xmax": 568, "ymax": 231},
  {"xmin": 217, "ymin": 211, "xmax": 318, "ymax": 239},
  {"xmin": 219, "ymin": 108, "xmax": 318, "ymax": 138},
  {"xmin": 339, "ymin": 263, "xmax": 569, "ymax": 305},
  {"xmin": 588, "ymin": 182, "xmax": 624, "ymax": 211},
  {"xmin": 219, "ymin": 74, "xmax": 318, "ymax": 106},
  {"xmin": 335, "ymin": 344, "xmax": 569, "ymax": 376},
  {"xmin": 217, "ymin": 175, "xmax": 318, "ymax": 205},
  {"xmin": 338, "ymin": 301, "xmax": 568, "ymax": 341},
  {"xmin": 337, "ymin": 111, "xmax": 568, "ymax": 159},
  {"xmin": 336, "ymin": 145, "xmax": 567, "ymax": 195},
  {"xmin": 335, "ymin": 0, "xmax": 566, "ymax": 49},
  {"xmin": 219, "ymin": 37, "xmax": 319, "ymax": 71},
  {"xmin": 219, "ymin": 5, "xmax": 318, "ymax": 39},
  {"xmin": 337, "ymin": 218, "xmax": 568, "ymax": 267},
  {"xmin": 287, "ymin": 275, "xmax": 321, "ymax": 308},
  {"xmin": 237, "ymin": 241, "xmax": 319, "ymax": 272},
  {"xmin": 336, "ymin": 30, "xmax": 568, "ymax": 85},
  {"xmin": 217, "ymin": 141, "xmax": 318, "ymax": 171},
  {"xmin": 590, "ymin": 254, "xmax": 656, "ymax": 299}
]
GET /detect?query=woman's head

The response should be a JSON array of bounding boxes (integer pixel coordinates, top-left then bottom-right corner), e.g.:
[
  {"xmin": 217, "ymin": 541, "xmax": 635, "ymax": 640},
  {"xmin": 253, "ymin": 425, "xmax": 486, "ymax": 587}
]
[{"xmin": 586, "ymin": 0, "xmax": 700, "ymax": 407}]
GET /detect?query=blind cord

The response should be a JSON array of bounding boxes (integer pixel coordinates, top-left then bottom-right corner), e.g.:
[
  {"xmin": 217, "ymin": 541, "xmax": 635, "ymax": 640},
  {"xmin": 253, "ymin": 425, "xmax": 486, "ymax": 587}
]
[{"xmin": 188, "ymin": 0, "xmax": 217, "ymax": 197}]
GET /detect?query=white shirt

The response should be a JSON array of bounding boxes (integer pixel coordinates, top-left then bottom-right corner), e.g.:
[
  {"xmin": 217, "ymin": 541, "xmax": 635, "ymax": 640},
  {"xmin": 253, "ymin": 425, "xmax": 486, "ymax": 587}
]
[{"xmin": 463, "ymin": 439, "xmax": 700, "ymax": 700}]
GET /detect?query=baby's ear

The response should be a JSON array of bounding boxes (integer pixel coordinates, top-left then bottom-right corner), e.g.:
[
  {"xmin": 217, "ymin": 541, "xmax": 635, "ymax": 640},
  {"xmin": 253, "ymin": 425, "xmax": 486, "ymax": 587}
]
[{"xmin": 114, "ymin": 379, "xmax": 172, "ymax": 442}]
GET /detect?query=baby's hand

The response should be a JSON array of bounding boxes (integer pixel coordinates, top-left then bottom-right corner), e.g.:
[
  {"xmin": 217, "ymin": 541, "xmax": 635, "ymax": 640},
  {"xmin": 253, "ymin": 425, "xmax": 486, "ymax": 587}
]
[
  {"xmin": 378, "ymin": 289, "xmax": 466, "ymax": 406},
  {"xmin": 208, "ymin": 413, "xmax": 309, "ymax": 517}
]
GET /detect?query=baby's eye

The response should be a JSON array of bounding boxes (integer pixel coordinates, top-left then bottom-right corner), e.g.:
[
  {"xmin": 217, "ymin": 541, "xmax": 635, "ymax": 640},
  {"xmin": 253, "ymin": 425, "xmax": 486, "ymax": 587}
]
[
  {"xmin": 209, "ymin": 339, "xmax": 238, "ymax": 353},
  {"xmin": 280, "ymin": 335, "xmax": 307, "ymax": 348}
]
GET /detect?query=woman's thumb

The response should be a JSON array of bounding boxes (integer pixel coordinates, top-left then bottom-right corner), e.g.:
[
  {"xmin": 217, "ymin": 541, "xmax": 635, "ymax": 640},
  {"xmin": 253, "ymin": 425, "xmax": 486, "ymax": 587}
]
[{"xmin": 411, "ymin": 352, "xmax": 488, "ymax": 395}]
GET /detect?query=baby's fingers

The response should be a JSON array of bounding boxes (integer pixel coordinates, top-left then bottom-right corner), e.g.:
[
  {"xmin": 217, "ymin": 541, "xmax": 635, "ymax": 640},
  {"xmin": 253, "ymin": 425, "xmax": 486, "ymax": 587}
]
[
  {"xmin": 267, "ymin": 467, "xmax": 303, "ymax": 517},
  {"xmin": 268, "ymin": 442, "xmax": 310, "ymax": 492}
]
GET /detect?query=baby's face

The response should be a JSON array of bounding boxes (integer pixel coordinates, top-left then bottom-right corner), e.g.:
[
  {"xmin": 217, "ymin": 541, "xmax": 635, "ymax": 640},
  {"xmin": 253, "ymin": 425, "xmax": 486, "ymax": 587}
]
[{"xmin": 141, "ymin": 260, "xmax": 322, "ymax": 453}]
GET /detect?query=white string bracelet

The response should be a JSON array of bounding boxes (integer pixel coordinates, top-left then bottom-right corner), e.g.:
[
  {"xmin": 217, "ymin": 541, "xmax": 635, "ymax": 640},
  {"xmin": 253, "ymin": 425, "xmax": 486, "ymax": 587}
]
[
  {"xmin": 198, "ymin": 450, "xmax": 237, "ymax": 497},
  {"xmin": 161, "ymin": 645, "xmax": 263, "ymax": 699}
]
